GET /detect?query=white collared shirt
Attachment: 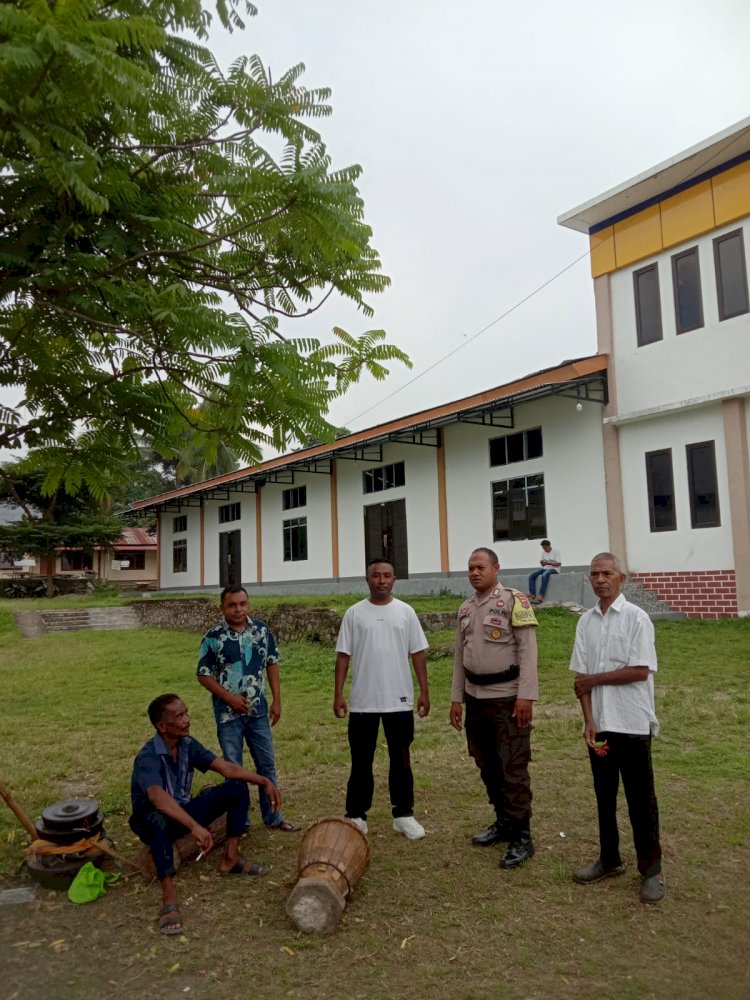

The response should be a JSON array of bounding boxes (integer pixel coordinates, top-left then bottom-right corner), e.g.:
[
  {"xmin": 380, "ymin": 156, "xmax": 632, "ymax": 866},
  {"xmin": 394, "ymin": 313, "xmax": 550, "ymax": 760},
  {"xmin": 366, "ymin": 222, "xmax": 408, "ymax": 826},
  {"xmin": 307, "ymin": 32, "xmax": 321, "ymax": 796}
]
[{"xmin": 569, "ymin": 593, "xmax": 659, "ymax": 736}]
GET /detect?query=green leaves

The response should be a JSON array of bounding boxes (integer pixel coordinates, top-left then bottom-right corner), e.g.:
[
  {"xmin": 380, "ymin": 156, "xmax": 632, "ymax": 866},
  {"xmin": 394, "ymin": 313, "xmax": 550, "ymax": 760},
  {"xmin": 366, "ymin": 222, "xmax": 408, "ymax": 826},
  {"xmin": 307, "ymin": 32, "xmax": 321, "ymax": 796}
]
[{"xmin": 0, "ymin": 0, "xmax": 408, "ymax": 468}]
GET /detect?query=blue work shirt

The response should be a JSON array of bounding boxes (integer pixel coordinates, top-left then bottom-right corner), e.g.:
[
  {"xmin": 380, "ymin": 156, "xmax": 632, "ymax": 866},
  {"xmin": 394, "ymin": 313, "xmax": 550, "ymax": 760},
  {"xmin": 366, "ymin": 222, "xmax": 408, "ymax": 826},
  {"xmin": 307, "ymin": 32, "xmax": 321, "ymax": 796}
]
[
  {"xmin": 130, "ymin": 733, "xmax": 216, "ymax": 819},
  {"xmin": 196, "ymin": 616, "xmax": 281, "ymax": 726}
]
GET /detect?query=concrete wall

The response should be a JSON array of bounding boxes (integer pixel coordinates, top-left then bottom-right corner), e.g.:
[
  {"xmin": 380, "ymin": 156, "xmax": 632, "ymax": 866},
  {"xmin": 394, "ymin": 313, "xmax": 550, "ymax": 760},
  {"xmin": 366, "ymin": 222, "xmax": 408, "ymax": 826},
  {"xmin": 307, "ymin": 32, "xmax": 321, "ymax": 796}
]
[
  {"xmin": 610, "ymin": 217, "xmax": 750, "ymax": 415},
  {"xmin": 618, "ymin": 403, "xmax": 734, "ymax": 572},
  {"xmin": 443, "ymin": 395, "xmax": 609, "ymax": 571}
]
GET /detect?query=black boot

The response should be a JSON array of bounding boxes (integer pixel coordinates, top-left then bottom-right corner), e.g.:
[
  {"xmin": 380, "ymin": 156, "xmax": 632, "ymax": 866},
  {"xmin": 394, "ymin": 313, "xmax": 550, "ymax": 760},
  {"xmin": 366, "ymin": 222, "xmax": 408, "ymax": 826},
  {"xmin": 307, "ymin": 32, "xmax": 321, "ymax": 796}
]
[
  {"xmin": 471, "ymin": 819, "xmax": 512, "ymax": 847},
  {"xmin": 499, "ymin": 828, "xmax": 534, "ymax": 869}
]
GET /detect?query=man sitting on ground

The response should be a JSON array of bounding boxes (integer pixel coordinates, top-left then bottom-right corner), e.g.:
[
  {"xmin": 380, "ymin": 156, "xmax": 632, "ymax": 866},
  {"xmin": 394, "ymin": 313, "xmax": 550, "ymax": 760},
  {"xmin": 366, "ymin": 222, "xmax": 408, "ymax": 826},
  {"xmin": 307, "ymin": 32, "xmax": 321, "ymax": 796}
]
[{"xmin": 129, "ymin": 693, "xmax": 280, "ymax": 935}]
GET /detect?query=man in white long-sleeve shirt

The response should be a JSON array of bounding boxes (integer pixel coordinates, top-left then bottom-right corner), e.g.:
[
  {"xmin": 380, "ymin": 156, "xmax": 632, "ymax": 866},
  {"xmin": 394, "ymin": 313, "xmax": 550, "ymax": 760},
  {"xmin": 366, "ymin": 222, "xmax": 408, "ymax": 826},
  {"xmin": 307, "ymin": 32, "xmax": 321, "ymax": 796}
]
[{"xmin": 569, "ymin": 552, "xmax": 665, "ymax": 903}]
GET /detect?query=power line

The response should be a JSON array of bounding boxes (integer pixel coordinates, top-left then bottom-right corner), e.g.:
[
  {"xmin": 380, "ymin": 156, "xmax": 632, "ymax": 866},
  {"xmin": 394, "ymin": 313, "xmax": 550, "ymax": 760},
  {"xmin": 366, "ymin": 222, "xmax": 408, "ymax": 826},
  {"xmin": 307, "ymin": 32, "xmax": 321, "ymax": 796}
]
[{"xmin": 343, "ymin": 247, "xmax": 592, "ymax": 425}]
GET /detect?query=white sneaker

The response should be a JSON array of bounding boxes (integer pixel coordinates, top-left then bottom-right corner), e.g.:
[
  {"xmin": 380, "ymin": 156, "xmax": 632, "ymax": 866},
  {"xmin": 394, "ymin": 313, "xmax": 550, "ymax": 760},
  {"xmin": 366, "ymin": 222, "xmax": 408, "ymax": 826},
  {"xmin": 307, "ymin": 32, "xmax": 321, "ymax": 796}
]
[
  {"xmin": 393, "ymin": 816, "xmax": 426, "ymax": 840},
  {"xmin": 348, "ymin": 816, "xmax": 368, "ymax": 834}
]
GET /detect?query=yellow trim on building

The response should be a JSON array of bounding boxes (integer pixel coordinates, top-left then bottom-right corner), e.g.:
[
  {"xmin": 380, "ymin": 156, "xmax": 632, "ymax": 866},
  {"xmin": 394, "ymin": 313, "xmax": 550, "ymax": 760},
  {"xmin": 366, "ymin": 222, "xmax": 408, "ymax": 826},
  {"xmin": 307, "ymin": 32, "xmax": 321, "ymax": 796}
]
[
  {"xmin": 660, "ymin": 180, "xmax": 715, "ymax": 248},
  {"xmin": 712, "ymin": 160, "xmax": 750, "ymax": 226},
  {"xmin": 589, "ymin": 161, "xmax": 750, "ymax": 275},
  {"xmin": 590, "ymin": 226, "xmax": 616, "ymax": 278},
  {"xmin": 613, "ymin": 204, "xmax": 662, "ymax": 269}
]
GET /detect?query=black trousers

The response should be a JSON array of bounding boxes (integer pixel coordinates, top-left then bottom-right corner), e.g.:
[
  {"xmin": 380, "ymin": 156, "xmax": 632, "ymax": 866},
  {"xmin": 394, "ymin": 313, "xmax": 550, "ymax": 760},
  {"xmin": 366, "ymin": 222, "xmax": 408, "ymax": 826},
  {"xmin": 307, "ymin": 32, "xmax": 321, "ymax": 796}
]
[
  {"xmin": 345, "ymin": 711, "xmax": 414, "ymax": 820},
  {"xmin": 464, "ymin": 694, "xmax": 532, "ymax": 832},
  {"xmin": 588, "ymin": 731, "xmax": 662, "ymax": 877},
  {"xmin": 129, "ymin": 779, "xmax": 250, "ymax": 879}
]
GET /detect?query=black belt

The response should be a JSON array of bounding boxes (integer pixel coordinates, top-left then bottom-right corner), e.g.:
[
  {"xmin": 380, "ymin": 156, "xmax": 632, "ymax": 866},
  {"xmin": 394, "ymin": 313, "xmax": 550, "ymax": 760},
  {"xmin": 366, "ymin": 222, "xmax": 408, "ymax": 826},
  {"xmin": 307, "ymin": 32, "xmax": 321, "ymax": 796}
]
[{"xmin": 464, "ymin": 664, "xmax": 519, "ymax": 686}]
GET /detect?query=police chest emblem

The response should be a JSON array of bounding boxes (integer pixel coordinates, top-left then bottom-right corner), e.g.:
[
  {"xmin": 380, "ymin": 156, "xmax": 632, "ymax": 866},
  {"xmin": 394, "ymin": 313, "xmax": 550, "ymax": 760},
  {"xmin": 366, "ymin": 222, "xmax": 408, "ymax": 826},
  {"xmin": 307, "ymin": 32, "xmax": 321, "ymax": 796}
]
[
  {"xmin": 495, "ymin": 599, "xmax": 504, "ymax": 608},
  {"xmin": 490, "ymin": 628, "xmax": 501, "ymax": 639}
]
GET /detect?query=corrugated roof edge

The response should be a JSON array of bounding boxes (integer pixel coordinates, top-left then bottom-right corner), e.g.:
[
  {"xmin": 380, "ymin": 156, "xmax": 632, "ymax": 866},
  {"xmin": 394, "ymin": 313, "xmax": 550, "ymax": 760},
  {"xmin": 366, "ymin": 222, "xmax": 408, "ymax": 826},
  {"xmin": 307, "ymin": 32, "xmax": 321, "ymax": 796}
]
[{"xmin": 128, "ymin": 352, "xmax": 608, "ymax": 510}]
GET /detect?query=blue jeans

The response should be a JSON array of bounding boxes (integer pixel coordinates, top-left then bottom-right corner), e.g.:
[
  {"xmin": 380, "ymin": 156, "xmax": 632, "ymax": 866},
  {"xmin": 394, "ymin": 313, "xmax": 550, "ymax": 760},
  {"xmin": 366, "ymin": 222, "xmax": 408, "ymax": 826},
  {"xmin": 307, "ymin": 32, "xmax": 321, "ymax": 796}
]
[
  {"xmin": 528, "ymin": 568, "xmax": 557, "ymax": 598},
  {"xmin": 218, "ymin": 713, "xmax": 284, "ymax": 827}
]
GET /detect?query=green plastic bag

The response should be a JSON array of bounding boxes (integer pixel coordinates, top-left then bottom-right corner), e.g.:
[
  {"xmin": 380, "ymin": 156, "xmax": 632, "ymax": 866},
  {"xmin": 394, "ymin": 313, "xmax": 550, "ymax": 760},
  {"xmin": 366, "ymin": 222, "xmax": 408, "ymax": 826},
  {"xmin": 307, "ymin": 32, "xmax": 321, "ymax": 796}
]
[{"xmin": 67, "ymin": 861, "xmax": 121, "ymax": 904}]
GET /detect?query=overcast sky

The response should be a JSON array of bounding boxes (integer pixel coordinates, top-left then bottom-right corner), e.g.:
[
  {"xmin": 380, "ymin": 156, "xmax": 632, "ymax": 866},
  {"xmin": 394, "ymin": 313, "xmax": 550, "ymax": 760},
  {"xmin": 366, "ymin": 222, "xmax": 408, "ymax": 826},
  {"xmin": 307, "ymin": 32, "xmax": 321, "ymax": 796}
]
[
  {"xmin": 5, "ymin": 1, "xmax": 749, "ymax": 466},
  {"xmin": 209, "ymin": 0, "xmax": 750, "ymax": 445}
]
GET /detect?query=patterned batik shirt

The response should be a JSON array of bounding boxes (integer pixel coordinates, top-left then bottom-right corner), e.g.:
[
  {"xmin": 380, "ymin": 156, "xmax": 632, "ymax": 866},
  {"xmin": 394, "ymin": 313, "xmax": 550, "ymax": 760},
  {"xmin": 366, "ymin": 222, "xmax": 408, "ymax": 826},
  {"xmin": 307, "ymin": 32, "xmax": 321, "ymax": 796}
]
[{"xmin": 196, "ymin": 617, "xmax": 281, "ymax": 725}]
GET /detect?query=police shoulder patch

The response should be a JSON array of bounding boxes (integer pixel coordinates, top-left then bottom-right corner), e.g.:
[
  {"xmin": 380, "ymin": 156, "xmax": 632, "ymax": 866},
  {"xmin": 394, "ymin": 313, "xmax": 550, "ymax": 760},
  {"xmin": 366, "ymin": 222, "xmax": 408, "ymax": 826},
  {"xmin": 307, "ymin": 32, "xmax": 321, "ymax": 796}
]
[{"xmin": 509, "ymin": 588, "xmax": 538, "ymax": 627}]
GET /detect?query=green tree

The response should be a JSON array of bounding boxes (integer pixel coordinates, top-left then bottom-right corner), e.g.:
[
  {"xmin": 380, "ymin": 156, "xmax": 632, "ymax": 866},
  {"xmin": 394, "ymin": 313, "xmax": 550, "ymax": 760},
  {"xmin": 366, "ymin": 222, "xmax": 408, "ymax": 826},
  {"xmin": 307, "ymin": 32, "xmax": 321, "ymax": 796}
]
[{"xmin": 0, "ymin": 0, "xmax": 409, "ymax": 487}]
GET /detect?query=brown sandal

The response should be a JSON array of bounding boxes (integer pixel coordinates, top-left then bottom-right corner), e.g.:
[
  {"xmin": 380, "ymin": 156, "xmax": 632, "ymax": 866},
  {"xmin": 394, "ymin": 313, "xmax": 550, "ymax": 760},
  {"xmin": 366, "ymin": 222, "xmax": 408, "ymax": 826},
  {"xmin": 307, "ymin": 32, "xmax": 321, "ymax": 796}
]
[{"xmin": 158, "ymin": 902, "xmax": 183, "ymax": 936}]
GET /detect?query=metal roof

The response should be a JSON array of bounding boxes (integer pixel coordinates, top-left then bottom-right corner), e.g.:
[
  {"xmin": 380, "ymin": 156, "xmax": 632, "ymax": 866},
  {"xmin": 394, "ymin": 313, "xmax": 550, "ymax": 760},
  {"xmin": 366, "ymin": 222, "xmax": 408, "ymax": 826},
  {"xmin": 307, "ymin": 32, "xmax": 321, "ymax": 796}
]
[{"xmin": 128, "ymin": 353, "xmax": 608, "ymax": 514}]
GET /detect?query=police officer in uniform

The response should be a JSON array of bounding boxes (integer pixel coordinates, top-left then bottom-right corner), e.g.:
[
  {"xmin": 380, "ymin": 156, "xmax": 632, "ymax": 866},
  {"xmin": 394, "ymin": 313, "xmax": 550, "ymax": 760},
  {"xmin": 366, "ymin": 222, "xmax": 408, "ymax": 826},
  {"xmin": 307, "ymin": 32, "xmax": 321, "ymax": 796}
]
[{"xmin": 450, "ymin": 547, "xmax": 538, "ymax": 869}]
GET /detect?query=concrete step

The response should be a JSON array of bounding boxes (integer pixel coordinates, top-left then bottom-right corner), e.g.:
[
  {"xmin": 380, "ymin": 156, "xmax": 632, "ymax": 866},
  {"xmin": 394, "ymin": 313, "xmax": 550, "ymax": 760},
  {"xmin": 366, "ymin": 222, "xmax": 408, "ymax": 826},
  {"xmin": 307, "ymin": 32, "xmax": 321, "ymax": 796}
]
[
  {"xmin": 622, "ymin": 581, "xmax": 684, "ymax": 617},
  {"xmin": 37, "ymin": 607, "xmax": 142, "ymax": 633}
]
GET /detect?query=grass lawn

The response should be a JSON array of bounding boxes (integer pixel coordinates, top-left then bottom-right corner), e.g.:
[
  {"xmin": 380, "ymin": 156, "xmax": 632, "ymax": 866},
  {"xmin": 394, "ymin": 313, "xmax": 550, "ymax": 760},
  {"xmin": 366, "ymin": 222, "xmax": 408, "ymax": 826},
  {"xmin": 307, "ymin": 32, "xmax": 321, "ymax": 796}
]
[{"xmin": 0, "ymin": 602, "xmax": 748, "ymax": 1000}]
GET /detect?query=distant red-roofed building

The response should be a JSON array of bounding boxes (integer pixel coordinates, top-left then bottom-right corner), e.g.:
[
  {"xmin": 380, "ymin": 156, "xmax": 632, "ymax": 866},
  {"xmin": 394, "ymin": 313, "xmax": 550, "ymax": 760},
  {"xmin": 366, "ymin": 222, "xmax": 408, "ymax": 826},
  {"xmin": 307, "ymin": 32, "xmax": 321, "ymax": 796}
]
[{"xmin": 54, "ymin": 527, "xmax": 158, "ymax": 585}]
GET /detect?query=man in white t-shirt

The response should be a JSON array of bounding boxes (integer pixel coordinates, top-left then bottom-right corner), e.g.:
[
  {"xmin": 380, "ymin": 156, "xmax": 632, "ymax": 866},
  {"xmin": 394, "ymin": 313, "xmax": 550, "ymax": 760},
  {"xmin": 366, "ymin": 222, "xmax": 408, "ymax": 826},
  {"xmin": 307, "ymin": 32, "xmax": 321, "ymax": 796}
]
[
  {"xmin": 334, "ymin": 558, "xmax": 430, "ymax": 840},
  {"xmin": 528, "ymin": 539, "xmax": 561, "ymax": 605}
]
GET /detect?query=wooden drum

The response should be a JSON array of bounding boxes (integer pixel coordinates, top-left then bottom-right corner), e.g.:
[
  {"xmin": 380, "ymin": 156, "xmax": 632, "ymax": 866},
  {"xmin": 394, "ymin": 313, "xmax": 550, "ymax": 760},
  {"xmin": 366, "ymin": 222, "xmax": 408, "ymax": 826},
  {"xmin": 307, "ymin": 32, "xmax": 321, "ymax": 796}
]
[{"xmin": 285, "ymin": 817, "xmax": 370, "ymax": 934}]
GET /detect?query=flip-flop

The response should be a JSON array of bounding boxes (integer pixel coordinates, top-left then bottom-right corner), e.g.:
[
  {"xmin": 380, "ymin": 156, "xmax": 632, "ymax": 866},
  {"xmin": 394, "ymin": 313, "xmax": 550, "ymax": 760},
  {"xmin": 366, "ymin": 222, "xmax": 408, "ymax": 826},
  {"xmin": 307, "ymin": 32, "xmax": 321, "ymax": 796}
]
[
  {"xmin": 273, "ymin": 820, "xmax": 302, "ymax": 832},
  {"xmin": 158, "ymin": 902, "xmax": 183, "ymax": 936},
  {"xmin": 222, "ymin": 858, "xmax": 270, "ymax": 877}
]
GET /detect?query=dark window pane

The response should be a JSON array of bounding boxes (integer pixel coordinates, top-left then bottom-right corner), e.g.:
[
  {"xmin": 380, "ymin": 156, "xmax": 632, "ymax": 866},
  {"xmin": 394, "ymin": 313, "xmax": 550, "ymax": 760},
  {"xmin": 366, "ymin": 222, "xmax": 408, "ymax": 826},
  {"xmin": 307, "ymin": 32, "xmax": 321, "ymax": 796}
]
[
  {"xmin": 394, "ymin": 462, "xmax": 405, "ymax": 487},
  {"xmin": 492, "ymin": 475, "xmax": 546, "ymax": 541},
  {"xmin": 492, "ymin": 482, "xmax": 510, "ymax": 540},
  {"xmin": 687, "ymin": 442, "xmax": 720, "ymax": 528},
  {"xmin": 526, "ymin": 428, "xmax": 543, "ymax": 459},
  {"xmin": 373, "ymin": 467, "xmax": 383, "ymax": 492},
  {"xmin": 173, "ymin": 515, "xmax": 187, "ymax": 533},
  {"xmin": 634, "ymin": 264, "xmax": 663, "ymax": 346},
  {"xmin": 489, "ymin": 438, "xmax": 507, "ymax": 466},
  {"xmin": 506, "ymin": 432, "xmax": 524, "ymax": 464},
  {"xmin": 383, "ymin": 464, "xmax": 395, "ymax": 490},
  {"xmin": 645, "ymin": 450, "xmax": 676, "ymax": 531},
  {"xmin": 672, "ymin": 248, "xmax": 704, "ymax": 333},
  {"xmin": 363, "ymin": 470, "xmax": 373, "ymax": 494},
  {"xmin": 714, "ymin": 231, "xmax": 749, "ymax": 320},
  {"xmin": 173, "ymin": 539, "xmax": 187, "ymax": 573},
  {"xmin": 219, "ymin": 502, "xmax": 240, "ymax": 523},
  {"xmin": 283, "ymin": 517, "xmax": 308, "ymax": 561},
  {"xmin": 526, "ymin": 481, "xmax": 547, "ymax": 539}
]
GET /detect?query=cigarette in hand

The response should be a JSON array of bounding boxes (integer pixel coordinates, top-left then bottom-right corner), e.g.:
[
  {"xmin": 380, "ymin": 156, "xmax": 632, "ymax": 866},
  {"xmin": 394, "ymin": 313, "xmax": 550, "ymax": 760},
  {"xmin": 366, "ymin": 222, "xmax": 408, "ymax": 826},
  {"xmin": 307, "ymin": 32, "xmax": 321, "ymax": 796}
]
[{"xmin": 196, "ymin": 850, "xmax": 205, "ymax": 861}]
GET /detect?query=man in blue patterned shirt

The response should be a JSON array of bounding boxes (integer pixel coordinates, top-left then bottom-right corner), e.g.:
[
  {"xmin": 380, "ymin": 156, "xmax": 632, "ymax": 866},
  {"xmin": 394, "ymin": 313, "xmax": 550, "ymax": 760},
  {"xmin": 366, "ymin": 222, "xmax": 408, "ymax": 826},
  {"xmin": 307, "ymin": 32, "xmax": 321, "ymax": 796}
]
[{"xmin": 196, "ymin": 585, "xmax": 299, "ymax": 832}]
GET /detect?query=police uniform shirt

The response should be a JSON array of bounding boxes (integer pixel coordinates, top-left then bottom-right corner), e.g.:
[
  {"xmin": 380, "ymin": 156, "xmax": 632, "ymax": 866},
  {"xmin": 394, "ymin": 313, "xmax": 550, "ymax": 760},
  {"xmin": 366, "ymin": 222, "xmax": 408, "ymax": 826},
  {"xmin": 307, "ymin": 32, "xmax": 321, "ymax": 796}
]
[{"xmin": 451, "ymin": 585, "xmax": 539, "ymax": 703}]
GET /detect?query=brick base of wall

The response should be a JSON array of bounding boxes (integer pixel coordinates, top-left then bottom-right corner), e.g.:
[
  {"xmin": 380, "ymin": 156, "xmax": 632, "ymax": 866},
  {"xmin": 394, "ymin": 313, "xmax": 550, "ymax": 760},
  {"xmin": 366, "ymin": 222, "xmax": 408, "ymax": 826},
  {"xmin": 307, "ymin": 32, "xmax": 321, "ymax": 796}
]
[{"xmin": 630, "ymin": 570, "xmax": 738, "ymax": 619}]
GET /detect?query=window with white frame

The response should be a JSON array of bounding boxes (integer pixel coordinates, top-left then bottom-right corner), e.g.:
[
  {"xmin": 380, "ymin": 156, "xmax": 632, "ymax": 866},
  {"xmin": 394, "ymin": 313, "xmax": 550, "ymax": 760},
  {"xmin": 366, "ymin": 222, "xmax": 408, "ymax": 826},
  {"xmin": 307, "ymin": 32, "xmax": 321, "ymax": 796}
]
[
  {"xmin": 219, "ymin": 502, "xmax": 241, "ymax": 524},
  {"xmin": 282, "ymin": 486, "xmax": 307, "ymax": 510},
  {"xmin": 491, "ymin": 474, "xmax": 546, "ymax": 541},
  {"xmin": 362, "ymin": 461, "xmax": 405, "ymax": 494},
  {"xmin": 173, "ymin": 538, "xmax": 188, "ymax": 572},
  {"xmin": 283, "ymin": 517, "xmax": 308, "ymax": 561},
  {"xmin": 489, "ymin": 428, "xmax": 543, "ymax": 467}
]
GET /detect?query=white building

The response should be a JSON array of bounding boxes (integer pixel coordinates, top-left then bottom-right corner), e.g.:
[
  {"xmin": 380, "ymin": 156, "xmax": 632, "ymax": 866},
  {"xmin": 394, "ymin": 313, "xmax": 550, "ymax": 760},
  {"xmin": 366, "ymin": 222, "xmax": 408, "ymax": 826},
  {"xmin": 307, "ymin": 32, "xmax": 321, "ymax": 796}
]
[
  {"xmin": 131, "ymin": 120, "xmax": 750, "ymax": 618},
  {"xmin": 132, "ymin": 355, "xmax": 610, "ymax": 601},
  {"xmin": 559, "ymin": 117, "xmax": 750, "ymax": 618}
]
